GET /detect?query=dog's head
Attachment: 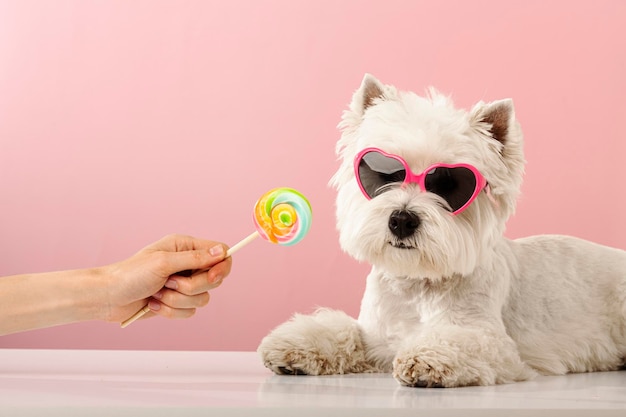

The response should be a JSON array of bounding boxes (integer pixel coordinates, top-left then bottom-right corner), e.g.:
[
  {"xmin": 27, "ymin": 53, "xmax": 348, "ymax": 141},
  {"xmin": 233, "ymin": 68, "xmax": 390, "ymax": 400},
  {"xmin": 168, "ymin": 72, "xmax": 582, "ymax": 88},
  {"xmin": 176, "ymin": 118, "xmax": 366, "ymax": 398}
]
[{"xmin": 329, "ymin": 74, "xmax": 525, "ymax": 279}]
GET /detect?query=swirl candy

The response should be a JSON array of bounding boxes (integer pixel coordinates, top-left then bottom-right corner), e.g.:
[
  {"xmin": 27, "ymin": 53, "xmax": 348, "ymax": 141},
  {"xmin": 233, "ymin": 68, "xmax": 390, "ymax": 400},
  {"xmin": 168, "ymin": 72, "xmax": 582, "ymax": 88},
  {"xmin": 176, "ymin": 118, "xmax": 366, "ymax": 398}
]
[{"xmin": 253, "ymin": 187, "xmax": 312, "ymax": 246}]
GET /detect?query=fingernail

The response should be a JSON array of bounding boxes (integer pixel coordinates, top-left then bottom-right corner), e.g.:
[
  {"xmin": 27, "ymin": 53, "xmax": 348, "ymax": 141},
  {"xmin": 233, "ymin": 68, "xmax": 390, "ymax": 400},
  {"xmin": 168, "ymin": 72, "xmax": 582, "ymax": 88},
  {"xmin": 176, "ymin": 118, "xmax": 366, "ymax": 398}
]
[
  {"xmin": 165, "ymin": 279, "xmax": 178, "ymax": 290},
  {"xmin": 209, "ymin": 245, "xmax": 225, "ymax": 257},
  {"xmin": 153, "ymin": 291, "xmax": 163, "ymax": 300},
  {"xmin": 148, "ymin": 300, "xmax": 161, "ymax": 311},
  {"xmin": 209, "ymin": 274, "xmax": 223, "ymax": 284}
]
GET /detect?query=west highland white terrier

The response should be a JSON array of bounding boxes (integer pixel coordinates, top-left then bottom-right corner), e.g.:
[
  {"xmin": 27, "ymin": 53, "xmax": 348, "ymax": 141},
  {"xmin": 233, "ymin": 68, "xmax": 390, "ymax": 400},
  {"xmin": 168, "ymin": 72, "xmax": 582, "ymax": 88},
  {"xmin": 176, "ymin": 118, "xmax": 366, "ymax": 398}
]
[{"xmin": 257, "ymin": 74, "xmax": 626, "ymax": 387}]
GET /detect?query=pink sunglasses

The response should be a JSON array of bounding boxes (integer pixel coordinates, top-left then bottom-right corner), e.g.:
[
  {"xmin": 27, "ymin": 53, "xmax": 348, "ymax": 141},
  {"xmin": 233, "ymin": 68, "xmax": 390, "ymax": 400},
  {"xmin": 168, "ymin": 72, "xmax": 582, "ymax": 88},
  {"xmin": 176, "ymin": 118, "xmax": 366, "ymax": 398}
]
[{"xmin": 354, "ymin": 147, "xmax": 488, "ymax": 215}]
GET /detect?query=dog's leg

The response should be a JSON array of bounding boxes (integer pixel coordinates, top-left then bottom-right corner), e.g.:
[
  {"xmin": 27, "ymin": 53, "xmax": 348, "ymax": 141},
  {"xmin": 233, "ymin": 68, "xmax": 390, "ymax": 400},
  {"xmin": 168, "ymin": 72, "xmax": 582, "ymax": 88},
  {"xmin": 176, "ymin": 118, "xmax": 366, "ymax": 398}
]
[
  {"xmin": 257, "ymin": 308, "xmax": 378, "ymax": 376},
  {"xmin": 393, "ymin": 324, "xmax": 536, "ymax": 387}
]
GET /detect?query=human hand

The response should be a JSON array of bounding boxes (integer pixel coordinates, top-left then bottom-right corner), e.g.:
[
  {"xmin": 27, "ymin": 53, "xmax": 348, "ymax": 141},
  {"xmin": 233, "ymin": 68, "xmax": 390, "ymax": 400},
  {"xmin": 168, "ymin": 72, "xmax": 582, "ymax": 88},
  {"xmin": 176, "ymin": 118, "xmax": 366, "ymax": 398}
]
[{"xmin": 99, "ymin": 234, "xmax": 232, "ymax": 323}]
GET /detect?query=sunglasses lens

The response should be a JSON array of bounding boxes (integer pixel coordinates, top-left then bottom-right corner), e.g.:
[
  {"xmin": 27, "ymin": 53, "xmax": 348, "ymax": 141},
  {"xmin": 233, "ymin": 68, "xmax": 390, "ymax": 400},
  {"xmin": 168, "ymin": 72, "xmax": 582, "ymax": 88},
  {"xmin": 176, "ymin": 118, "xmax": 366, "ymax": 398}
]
[
  {"xmin": 425, "ymin": 167, "xmax": 477, "ymax": 212},
  {"xmin": 357, "ymin": 151, "xmax": 406, "ymax": 198}
]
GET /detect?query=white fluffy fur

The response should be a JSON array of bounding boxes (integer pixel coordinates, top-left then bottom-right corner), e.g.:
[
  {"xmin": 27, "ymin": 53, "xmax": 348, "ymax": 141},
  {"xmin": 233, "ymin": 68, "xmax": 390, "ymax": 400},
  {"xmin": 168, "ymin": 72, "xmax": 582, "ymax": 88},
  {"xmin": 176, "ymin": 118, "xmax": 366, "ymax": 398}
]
[{"xmin": 258, "ymin": 74, "xmax": 626, "ymax": 387}]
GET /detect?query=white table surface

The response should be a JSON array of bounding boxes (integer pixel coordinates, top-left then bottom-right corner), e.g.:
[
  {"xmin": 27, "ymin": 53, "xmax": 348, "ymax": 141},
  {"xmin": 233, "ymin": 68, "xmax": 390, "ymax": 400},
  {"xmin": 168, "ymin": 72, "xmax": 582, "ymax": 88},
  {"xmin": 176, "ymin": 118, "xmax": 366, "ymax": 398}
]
[{"xmin": 0, "ymin": 349, "xmax": 624, "ymax": 416}]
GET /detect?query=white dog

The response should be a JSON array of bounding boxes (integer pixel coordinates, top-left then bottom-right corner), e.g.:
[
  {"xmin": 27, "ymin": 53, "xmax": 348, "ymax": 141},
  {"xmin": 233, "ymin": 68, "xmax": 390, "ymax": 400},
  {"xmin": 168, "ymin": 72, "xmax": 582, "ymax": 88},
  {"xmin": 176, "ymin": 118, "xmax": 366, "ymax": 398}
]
[{"xmin": 257, "ymin": 74, "xmax": 626, "ymax": 387}]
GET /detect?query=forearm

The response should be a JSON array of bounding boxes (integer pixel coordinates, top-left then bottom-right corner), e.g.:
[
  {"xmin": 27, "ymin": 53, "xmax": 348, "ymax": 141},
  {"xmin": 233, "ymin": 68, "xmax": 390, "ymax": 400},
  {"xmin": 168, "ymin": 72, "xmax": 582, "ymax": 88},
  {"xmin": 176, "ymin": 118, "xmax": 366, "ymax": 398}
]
[{"xmin": 0, "ymin": 268, "xmax": 108, "ymax": 336}]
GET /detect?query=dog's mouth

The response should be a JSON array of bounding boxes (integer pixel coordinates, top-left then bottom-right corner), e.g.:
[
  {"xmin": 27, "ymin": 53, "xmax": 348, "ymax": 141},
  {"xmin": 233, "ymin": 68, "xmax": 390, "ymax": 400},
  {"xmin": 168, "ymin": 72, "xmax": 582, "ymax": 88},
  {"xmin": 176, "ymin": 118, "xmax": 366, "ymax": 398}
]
[{"xmin": 388, "ymin": 241, "xmax": 416, "ymax": 250}]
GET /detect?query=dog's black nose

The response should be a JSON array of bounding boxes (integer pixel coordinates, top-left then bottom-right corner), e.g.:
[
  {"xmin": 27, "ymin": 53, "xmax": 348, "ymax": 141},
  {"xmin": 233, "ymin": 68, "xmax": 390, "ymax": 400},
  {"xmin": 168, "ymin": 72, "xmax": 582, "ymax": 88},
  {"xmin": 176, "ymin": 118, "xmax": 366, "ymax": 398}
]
[{"xmin": 388, "ymin": 210, "xmax": 420, "ymax": 239}]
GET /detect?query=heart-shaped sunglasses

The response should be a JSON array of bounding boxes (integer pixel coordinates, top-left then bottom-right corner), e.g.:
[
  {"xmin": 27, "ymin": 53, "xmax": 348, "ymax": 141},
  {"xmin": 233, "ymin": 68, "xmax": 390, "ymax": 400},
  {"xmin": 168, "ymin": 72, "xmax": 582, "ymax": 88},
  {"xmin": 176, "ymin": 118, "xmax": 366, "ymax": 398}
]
[{"xmin": 354, "ymin": 147, "xmax": 487, "ymax": 215}]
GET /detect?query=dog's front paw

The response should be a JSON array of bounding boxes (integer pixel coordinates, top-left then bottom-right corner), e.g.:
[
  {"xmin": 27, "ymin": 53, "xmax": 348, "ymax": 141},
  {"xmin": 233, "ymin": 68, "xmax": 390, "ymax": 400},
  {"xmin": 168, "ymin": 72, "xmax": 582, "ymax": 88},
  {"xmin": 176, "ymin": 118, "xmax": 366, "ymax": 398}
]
[
  {"xmin": 260, "ymin": 346, "xmax": 332, "ymax": 376},
  {"xmin": 392, "ymin": 329, "xmax": 536, "ymax": 387},
  {"xmin": 257, "ymin": 309, "xmax": 376, "ymax": 376},
  {"xmin": 393, "ymin": 353, "xmax": 460, "ymax": 388}
]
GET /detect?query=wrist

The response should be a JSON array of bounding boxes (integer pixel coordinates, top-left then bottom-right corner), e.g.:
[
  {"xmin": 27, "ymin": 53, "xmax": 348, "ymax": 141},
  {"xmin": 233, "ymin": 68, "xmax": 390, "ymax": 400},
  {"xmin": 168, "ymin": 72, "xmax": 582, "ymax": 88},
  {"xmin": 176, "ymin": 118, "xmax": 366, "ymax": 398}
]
[
  {"xmin": 52, "ymin": 267, "xmax": 109, "ymax": 323},
  {"xmin": 85, "ymin": 265, "xmax": 115, "ymax": 322}
]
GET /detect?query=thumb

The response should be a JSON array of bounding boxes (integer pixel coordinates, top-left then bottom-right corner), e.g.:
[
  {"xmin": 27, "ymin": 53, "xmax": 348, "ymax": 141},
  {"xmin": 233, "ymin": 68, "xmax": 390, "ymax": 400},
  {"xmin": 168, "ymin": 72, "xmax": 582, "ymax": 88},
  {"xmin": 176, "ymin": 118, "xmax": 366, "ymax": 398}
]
[{"xmin": 160, "ymin": 244, "xmax": 227, "ymax": 275}]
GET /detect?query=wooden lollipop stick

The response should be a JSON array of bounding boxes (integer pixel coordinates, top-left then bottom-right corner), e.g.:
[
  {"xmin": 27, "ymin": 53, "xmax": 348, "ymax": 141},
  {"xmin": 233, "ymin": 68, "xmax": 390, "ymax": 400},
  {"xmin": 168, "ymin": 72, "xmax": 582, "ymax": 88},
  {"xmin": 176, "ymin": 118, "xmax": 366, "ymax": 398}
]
[
  {"xmin": 224, "ymin": 231, "xmax": 259, "ymax": 257},
  {"xmin": 120, "ymin": 231, "xmax": 260, "ymax": 328},
  {"xmin": 120, "ymin": 305, "xmax": 151, "ymax": 328}
]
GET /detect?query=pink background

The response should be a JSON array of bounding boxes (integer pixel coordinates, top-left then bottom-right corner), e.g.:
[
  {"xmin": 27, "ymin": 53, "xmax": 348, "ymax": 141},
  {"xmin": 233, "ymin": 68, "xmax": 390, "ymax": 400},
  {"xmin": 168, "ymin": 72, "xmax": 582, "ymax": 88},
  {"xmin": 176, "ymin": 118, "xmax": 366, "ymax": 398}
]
[{"xmin": 1, "ymin": 0, "xmax": 625, "ymax": 351}]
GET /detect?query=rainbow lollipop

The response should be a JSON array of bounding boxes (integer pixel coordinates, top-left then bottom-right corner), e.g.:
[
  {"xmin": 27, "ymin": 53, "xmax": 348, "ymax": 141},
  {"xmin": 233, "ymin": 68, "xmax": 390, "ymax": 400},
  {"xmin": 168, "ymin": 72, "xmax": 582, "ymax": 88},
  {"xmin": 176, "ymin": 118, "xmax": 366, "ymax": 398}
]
[
  {"xmin": 227, "ymin": 187, "xmax": 312, "ymax": 255},
  {"xmin": 121, "ymin": 187, "xmax": 312, "ymax": 328}
]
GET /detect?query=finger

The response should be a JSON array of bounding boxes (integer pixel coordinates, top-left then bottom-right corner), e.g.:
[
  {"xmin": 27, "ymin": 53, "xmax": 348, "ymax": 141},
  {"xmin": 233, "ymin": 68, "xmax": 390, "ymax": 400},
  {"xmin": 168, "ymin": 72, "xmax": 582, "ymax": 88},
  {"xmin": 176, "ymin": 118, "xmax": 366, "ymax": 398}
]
[
  {"xmin": 166, "ymin": 263, "xmax": 228, "ymax": 296},
  {"xmin": 149, "ymin": 234, "xmax": 229, "ymax": 253},
  {"xmin": 209, "ymin": 257, "xmax": 232, "ymax": 280},
  {"xmin": 171, "ymin": 255, "xmax": 232, "ymax": 280},
  {"xmin": 158, "ymin": 244, "xmax": 229, "ymax": 276},
  {"xmin": 153, "ymin": 289, "xmax": 210, "ymax": 309},
  {"xmin": 148, "ymin": 299, "xmax": 197, "ymax": 320}
]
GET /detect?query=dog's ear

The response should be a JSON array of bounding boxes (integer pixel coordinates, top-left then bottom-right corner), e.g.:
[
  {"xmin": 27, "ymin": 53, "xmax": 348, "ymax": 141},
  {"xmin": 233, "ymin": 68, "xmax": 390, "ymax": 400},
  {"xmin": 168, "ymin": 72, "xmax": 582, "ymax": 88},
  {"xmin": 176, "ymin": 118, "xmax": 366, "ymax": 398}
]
[
  {"xmin": 350, "ymin": 74, "xmax": 388, "ymax": 115},
  {"xmin": 471, "ymin": 99, "xmax": 515, "ymax": 145},
  {"xmin": 470, "ymin": 98, "xmax": 525, "ymax": 216},
  {"xmin": 332, "ymin": 74, "xmax": 393, "ymax": 189}
]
